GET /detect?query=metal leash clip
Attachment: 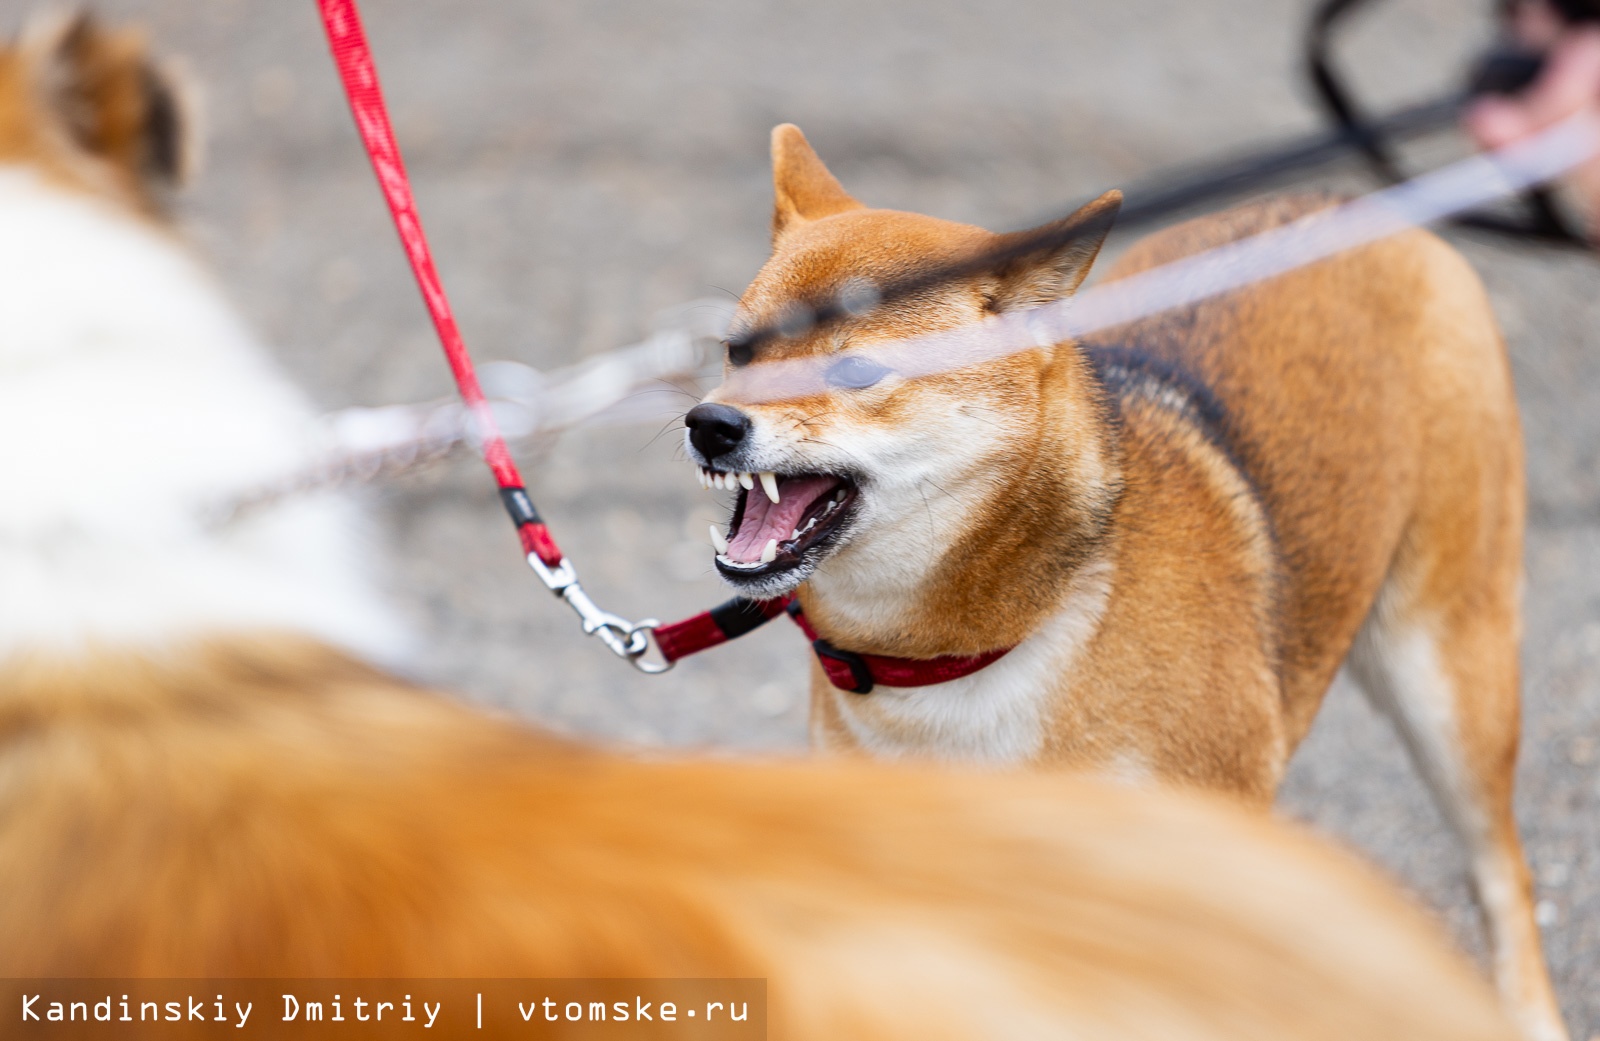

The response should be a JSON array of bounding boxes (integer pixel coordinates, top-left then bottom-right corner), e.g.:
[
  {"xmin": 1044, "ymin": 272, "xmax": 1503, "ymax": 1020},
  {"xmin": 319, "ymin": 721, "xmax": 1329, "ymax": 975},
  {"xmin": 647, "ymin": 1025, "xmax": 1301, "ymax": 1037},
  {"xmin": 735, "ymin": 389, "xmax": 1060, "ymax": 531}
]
[{"xmin": 525, "ymin": 552, "xmax": 672, "ymax": 673}]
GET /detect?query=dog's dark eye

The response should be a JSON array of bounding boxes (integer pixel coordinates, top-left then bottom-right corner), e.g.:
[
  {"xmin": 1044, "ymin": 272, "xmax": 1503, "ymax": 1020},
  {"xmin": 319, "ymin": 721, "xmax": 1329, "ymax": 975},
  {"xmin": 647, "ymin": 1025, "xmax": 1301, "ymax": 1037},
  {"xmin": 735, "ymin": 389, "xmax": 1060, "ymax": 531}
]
[
  {"xmin": 824, "ymin": 354, "xmax": 890, "ymax": 390},
  {"xmin": 726, "ymin": 339, "xmax": 753, "ymax": 366}
]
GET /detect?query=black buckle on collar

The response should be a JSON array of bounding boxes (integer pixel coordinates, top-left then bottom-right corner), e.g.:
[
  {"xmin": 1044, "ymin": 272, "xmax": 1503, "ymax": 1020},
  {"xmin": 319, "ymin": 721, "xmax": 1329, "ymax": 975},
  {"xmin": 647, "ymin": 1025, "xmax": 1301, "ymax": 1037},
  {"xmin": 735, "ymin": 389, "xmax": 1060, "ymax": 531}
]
[{"xmin": 812, "ymin": 639, "xmax": 875, "ymax": 695}]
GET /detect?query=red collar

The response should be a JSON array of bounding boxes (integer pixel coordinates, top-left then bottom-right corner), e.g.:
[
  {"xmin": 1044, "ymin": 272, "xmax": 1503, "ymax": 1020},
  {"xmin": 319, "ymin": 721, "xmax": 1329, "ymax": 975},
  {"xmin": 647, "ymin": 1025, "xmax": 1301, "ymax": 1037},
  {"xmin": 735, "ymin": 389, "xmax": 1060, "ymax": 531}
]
[
  {"xmin": 782, "ymin": 600, "xmax": 1013, "ymax": 694},
  {"xmin": 649, "ymin": 596, "xmax": 1013, "ymax": 694},
  {"xmin": 649, "ymin": 594, "xmax": 1011, "ymax": 690}
]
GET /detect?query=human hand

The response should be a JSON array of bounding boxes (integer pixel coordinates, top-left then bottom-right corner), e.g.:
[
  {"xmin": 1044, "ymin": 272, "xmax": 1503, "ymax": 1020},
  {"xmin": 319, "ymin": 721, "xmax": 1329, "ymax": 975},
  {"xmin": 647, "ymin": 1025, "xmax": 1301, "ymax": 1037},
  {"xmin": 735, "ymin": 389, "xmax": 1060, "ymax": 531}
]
[{"xmin": 1465, "ymin": 12, "xmax": 1600, "ymax": 238}]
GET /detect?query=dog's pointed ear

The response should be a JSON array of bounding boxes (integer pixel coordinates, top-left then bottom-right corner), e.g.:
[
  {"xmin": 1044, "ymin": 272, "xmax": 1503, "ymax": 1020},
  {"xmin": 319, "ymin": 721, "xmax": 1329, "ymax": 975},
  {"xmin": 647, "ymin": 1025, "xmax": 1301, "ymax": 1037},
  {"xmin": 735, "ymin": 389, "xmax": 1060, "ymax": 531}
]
[
  {"xmin": 21, "ymin": 10, "xmax": 197, "ymax": 203},
  {"xmin": 985, "ymin": 190, "xmax": 1122, "ymax": 312},
  {"xmin": 771, "ymin": 123, "xmax": 861, "ymax": 240}
]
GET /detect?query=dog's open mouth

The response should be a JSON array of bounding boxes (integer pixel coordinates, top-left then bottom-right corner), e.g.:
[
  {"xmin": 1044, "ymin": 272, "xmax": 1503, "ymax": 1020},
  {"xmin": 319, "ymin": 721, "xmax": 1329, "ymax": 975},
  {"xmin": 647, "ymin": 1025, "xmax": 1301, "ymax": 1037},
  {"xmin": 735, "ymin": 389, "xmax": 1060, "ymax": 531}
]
[{"xmin": 699, "ymin": 468, "xmax": 858, "ymax": 581}]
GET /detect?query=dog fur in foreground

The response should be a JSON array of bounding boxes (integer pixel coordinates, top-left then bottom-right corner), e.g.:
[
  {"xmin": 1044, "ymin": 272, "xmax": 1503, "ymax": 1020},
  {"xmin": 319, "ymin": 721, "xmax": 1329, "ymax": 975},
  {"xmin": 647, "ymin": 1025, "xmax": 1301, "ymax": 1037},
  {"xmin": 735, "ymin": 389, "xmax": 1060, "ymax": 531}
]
[
  {"xmin": 0, "ymin": 13, "xmax": 1527, "ymax": 1041},
  {"xmin": 686, "ymin": 127, "xmax": 1563, "ymax": 1039}
]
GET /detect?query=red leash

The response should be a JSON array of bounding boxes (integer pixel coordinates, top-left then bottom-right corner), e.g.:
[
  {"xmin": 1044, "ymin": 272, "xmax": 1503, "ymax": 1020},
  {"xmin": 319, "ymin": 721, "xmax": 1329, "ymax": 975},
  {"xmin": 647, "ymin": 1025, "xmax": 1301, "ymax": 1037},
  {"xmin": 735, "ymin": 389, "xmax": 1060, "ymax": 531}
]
[
  {"xmin": 318, "ymin": 0, "xmax": 554, "ymax": 565},
  {"xmin": 318, "ymin": 0, "xmax": 672, "ymax": 668},
  {"xmin": 315, "ymin": 0, "xmax": 1012, "ymax": 689}
]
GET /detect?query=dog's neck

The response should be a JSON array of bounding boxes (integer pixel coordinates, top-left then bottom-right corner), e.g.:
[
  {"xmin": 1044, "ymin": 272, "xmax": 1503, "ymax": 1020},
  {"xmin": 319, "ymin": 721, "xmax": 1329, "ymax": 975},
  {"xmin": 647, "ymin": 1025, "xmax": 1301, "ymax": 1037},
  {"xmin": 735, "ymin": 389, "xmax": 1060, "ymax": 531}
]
[{"xmin": 798, "ymin": 344, "xmax": 1121, "ymax": 659}]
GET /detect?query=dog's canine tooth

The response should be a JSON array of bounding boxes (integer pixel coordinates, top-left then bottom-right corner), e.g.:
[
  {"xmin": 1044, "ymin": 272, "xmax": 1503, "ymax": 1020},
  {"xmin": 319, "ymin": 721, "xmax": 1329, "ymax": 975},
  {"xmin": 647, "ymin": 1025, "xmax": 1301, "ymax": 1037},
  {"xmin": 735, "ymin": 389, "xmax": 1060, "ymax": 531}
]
[
  {"xmin": 761, "ymin": 539, "xmax": 778, "ymax": 564},
  {"xmin": 760, "ymin": 471, "xmax": 780, "ymax": 504},
  {"xmin": 739, "ymin": 472, "xmax": 754, "ymax": 491},
  {"xmin": 790, "ymin": 528, "xmax": 800, "ymax": 541},
  {"xmin": 709, "ymin": 525, "xmax": 730, "ymax": 554}
]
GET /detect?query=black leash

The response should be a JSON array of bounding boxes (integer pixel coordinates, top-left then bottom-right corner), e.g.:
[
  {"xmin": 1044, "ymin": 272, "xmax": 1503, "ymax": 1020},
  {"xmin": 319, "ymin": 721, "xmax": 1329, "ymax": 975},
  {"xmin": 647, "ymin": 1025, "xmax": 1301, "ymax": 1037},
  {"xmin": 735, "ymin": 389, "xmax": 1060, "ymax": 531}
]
[
  {"xmin": 1306, "ymin": 0, "xmax": 1594, "ymax": 245},
  {"xmin": 729, "ymin": 1, "xmax": 1596, "ymax": 364}
]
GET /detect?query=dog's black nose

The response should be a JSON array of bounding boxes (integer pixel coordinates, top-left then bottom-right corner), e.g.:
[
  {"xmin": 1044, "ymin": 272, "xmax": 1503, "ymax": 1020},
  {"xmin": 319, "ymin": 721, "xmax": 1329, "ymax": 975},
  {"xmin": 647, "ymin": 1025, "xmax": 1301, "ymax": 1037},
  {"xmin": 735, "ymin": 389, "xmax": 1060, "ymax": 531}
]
[{"xmin": 686, "ymin": 402, "xmax": 751, "ymax": 460}]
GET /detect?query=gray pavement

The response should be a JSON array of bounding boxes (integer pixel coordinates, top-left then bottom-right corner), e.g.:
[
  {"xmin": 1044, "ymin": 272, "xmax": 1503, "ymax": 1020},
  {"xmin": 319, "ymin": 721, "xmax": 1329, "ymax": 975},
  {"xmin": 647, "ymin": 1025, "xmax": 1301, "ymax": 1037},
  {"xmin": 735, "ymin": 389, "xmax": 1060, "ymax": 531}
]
[{"xmin": 89, "ymin": 0, "xmax": 1597, "ymax": 1031}]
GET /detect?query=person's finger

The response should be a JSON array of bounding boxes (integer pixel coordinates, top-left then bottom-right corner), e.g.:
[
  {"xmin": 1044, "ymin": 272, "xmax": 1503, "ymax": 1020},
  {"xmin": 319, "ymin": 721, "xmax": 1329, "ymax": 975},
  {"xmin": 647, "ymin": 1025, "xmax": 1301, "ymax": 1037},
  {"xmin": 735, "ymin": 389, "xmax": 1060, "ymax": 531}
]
[
  {"xmin": 1465, "ymin": 28, "xmax": 1600, "ymax": 149},
  {"xmin": 1519, "ymin": 29, "xmax": 1600, "ymax": 125},
  {"xmin": 1463, "ymin": 26, "xmax": 1600, "ymax": 241},
  {"xmin": 1466, "ymin": 97, "xmax": 1539, "ymax": 149}
]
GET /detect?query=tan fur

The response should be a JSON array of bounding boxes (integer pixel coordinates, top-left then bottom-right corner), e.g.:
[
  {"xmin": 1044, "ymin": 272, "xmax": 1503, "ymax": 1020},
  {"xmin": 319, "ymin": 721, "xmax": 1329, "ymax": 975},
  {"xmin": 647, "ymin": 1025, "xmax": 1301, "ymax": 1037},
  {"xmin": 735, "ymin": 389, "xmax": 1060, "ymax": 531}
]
[
  {"xmin": 699, "ymin": 127, "xmax": 1562, "ymax": 1038},
  {"xmin": 0, "ymin": 11, "xmax": 189, "ymax": 215},
  {"xmin": 0, "ymin": 640, "xmax": 1520, "ymax": 1041}
]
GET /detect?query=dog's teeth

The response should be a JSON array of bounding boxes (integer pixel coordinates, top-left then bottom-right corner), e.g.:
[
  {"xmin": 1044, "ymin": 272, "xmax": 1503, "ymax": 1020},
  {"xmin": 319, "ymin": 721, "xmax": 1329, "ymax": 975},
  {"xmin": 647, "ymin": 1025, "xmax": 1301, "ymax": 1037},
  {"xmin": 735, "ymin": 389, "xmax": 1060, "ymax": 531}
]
[
  {"xmin": 697, "ymin": 469, "xmax": 709, "ymax": 489},
  {"xmin": 739, "ymin": 472, "xmax": 754, "ymax": 490},
  {"xmin": 790, "ymin": 528, "xmax": 800, "ymax": 541},
  {"xmin": 834, "ymin": 489, "xmax": 846, "ymax": 502},
  {"xmin": 760, "ymin": 471, "xmax": 780, "ymax": 503},
  {"xmin": 761, "ymin": 539, "xmax": 778, "ymax": 564},
  {"xmin": 715, "ymin": 472, "xmax": 727, "ymax": 490},
  {"xmin": 709, "ymin": 524, "xmax": 730, "ymax": 554}
]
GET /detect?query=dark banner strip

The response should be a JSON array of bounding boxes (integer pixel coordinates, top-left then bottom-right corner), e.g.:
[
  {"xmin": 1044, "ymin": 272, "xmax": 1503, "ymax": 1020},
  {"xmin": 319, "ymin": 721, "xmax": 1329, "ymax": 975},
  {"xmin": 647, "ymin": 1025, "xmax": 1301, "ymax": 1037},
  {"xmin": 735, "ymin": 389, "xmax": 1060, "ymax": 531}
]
[{"xmin": 4, "ymin": 979, "xmax": 765, "ymax": 1039}]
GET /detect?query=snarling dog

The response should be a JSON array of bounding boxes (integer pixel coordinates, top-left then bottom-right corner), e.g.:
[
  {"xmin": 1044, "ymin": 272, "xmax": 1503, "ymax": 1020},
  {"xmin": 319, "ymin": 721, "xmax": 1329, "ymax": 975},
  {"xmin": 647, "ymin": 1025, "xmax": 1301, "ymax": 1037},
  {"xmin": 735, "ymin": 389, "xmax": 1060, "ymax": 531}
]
[
  {"xmin": 685, "ymin": 124, "xmax": 1563, "ymax": 1040},
  {"xmin": 0, "ymin": 13, "xmax": 1537, "ymax": 1041}
]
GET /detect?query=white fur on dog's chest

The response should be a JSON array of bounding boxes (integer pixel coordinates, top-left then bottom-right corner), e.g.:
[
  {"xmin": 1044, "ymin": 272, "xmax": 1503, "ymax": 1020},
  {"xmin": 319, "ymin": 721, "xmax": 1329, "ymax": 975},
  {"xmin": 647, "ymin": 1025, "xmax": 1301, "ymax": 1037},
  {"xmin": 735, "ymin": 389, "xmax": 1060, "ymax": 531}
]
[
  {"xmin": 817, "ymin": 560, "xmax": 1112, "ymax": 765},
  {"xmin": 0, "ymin": 169, "xmax": 403, "ymax": 665}
]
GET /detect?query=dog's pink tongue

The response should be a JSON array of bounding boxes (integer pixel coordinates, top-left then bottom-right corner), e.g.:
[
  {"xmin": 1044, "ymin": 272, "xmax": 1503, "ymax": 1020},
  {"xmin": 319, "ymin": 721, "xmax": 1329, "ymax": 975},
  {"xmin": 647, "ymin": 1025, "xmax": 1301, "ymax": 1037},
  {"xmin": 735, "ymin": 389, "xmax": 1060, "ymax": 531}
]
[{"xmin": 727, "ymin": 475, "xmax": 837, "ymax": 562}]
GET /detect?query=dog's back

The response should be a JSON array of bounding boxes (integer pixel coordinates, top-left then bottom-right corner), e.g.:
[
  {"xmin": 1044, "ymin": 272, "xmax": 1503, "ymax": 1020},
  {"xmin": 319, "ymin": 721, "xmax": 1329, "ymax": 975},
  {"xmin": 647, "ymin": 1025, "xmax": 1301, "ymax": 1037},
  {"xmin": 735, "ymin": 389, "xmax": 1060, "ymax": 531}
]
[{"xmin": 1093, "ymin": 197, "xmax": 1520, "ymax": 743}]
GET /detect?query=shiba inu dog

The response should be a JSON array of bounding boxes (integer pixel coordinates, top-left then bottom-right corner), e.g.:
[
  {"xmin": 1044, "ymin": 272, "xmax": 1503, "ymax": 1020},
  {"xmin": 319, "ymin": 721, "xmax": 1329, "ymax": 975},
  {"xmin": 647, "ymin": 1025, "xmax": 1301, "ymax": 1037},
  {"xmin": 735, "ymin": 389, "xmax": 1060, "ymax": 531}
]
[
  {"xmin": 0, "ymin": 13, "xmax": 1534, "ymax": 1040},
  {"xmin": 685, "ymin": 125, "xmax": 1564, "ymax": 1039}
]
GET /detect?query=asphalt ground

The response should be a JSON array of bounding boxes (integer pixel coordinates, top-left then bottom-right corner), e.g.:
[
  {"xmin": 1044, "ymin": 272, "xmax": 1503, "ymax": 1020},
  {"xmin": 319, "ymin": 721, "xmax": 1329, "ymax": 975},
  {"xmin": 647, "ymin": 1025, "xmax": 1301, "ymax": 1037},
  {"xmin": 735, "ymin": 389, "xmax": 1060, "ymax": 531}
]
[{"xmin": 81, "ymin": 0, "xmax": 1598, "ymax": 1031}]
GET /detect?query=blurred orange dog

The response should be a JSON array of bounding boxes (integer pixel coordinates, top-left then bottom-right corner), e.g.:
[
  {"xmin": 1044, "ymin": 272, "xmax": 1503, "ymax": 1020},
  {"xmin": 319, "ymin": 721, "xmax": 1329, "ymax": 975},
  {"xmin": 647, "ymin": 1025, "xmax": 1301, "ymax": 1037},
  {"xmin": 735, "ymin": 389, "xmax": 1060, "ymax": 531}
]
[
  {"xmin": 0, "ymin": 12, "xmax": 1526, "ymax": 1041},
  {"xmin": 685, "ymin": 126, "xmax": 1562, "ymax": 1039}
]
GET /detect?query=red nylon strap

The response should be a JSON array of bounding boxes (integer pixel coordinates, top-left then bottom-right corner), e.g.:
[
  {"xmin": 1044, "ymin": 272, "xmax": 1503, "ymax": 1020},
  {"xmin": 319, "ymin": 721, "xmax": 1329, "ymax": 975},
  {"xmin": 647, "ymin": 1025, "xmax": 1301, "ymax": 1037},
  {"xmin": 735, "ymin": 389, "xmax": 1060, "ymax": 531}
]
[
  {"xmin": 651, "ymin": 612, "xmax": 726, "ymax": 663},
  {"xmin": 785, "ymin": 602, "xmax": 1012, "ymax": 691},
  {"xmin": 317, "ymin": 0, "xmax": 562, "ymax": 567},
  {"xmin": 623, "ymin": 591, "xmax": 1014, "ymax": 684},
  {"xmin": 652, "ymin": 597, "xmax": 791, "ymax": 663},
  {"xmin": 517, "ymin": 522, "xmax": 563, "ymax": 567}
]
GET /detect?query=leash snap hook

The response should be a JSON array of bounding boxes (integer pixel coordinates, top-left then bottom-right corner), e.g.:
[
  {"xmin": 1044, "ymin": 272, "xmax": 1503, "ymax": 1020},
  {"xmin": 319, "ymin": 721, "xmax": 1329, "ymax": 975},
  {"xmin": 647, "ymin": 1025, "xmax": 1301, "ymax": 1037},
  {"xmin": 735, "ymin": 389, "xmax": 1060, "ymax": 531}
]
[
  {"xmin": 526, "ymin": 552, "xmax": 578, "ymax": 593},
  {"xmin": 527, "ymin": 553, "xmax": 672, "ymax": 673},
  {"xmin": 564, "ymin": 582, "xmax": 666, "ymax": 669},
  {"xmin": 576, "ymin": 603, "xmax": 669, "ymax": 673},
  {"xmin": 620, "ymin": 622, "xmax": 673, "ymax": 674}
]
